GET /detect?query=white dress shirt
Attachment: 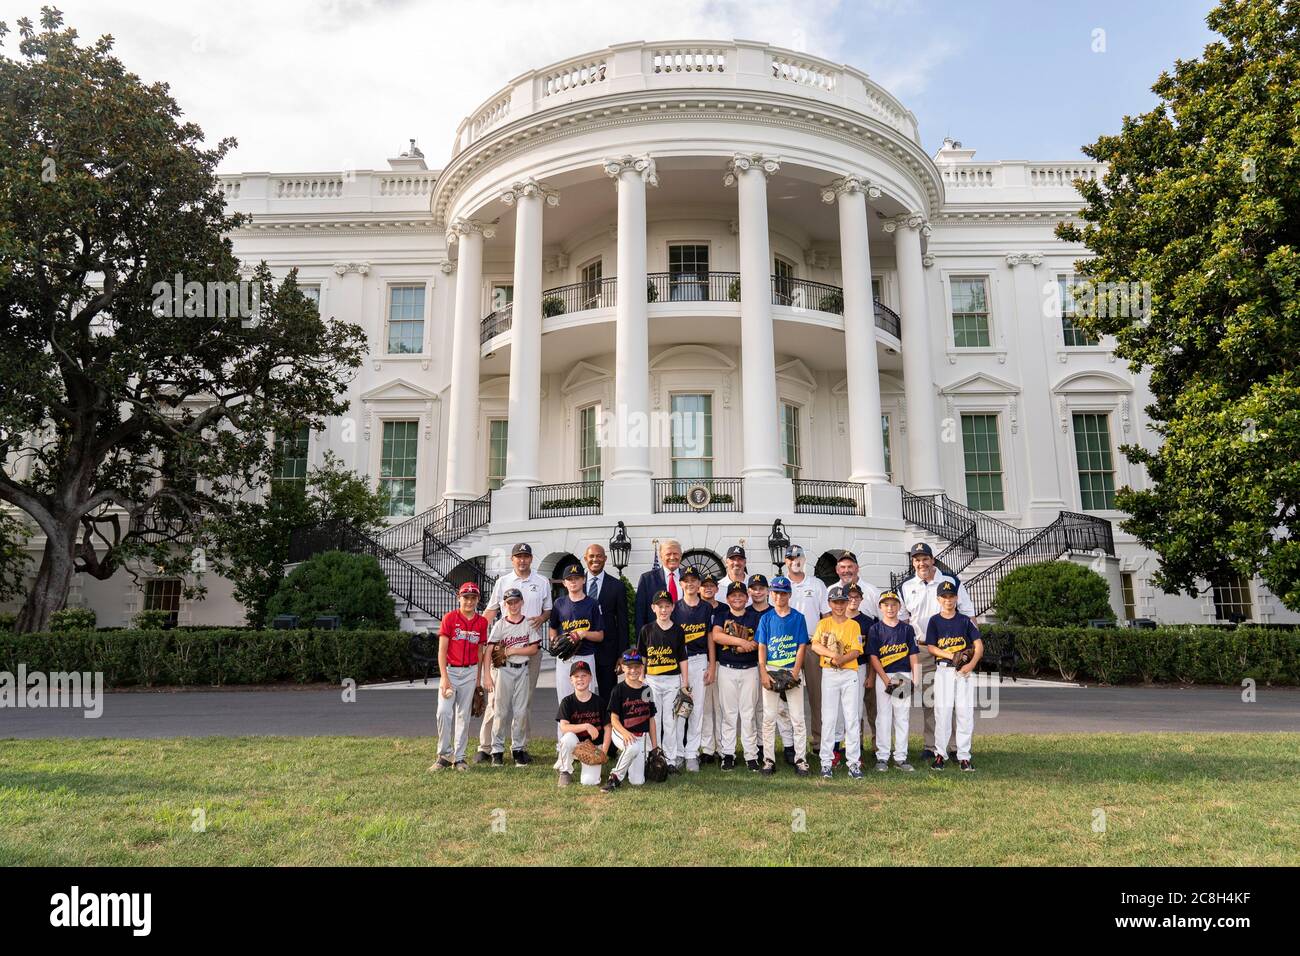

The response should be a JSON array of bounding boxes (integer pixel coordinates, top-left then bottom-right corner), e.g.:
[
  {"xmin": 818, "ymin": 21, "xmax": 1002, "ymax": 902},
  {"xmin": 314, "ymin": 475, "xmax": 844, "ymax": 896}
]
[
  {"xmin": 487, "ymin": 570, "xmax": 553, "ymax": 638},
  {"xmin": 899, "ymin": 572, "xmax": 975, "ymax": 641}
]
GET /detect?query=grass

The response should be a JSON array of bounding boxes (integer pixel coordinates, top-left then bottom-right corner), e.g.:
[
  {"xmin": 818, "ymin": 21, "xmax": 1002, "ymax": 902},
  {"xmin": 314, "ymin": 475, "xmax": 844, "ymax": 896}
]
[{"xmin": 0, "ymin": 733, "xmax": 1297, "ymax": 865}]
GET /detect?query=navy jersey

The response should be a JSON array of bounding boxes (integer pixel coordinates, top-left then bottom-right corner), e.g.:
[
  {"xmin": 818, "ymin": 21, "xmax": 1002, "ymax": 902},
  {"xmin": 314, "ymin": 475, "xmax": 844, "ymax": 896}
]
[
  {"xmin": 672, "ymin": 599, "xmax": 713, "ymax": 656},
  {"xmin": 549, "ymin": 595, "xmax": 604, "ymax": 657},
  {"xmin": 867, "ymin": 620, "xmax": 919, "ymax": 674},
  {"xmin": 925, "ymin": 612, "xmax": 981, "ymax": 665},
  {"xmin": 711, "ymin": 605, "xmax": 764, "ymax": 668}
]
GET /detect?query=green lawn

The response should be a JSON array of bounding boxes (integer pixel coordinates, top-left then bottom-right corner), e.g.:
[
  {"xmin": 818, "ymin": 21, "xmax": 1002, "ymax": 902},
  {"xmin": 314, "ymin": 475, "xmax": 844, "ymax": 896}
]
[{"xmin": 1, "ymin": 734, "xmax": 1296, "ymax": 866}]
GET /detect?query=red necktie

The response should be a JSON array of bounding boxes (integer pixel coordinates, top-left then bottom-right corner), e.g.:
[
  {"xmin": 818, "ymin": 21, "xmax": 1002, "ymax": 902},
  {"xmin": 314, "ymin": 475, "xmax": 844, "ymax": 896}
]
[{"xmin": 668, "ymin": 572, "xmax": 679, "ymax": 602}]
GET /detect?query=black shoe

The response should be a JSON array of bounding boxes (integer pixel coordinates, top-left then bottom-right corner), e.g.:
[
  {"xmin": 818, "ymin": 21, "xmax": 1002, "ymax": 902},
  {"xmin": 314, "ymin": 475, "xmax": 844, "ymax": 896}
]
[
  {"xmin": 760, "ymin": 760, "xmax": 776, "ymax": 777},
  {"xmin": 512, "ymin": 749, "xmax": 532, "ymax": 766},
  {"xmin": 930, "ymin": 754, "xmax": 946, "ymax": 771},
  {"xmin": 600, "ymin": 774, "xmax": 621, "ymax": 793},
  {"xmin": 757, "ymin": 746, "xmax": 765, "ymax": 764},
  {"xmin": 959, "ymin": 759, "xmax": 974, "ymax": 772},
  {"xmin": 947, "ymin": 747, "xmax": 958, "ymax": 761},
  {"xmin": 784, "ymin": 746, "xmax": 797, "ymax": 766},
  {"xmin": 698, "ymin": 753, "xmax": 714, "ymax": 765},
  {"xmin": 721, "ymin": 755, "xmax": 736, "ymax": 772},
  {"xmin": 666, "ymin": 762, "xmax": 680, "ymax": 775},
  {"xmin": 489, "ymin": 752, "xmax": 504, "ymax": 766},
  {"xmin": 746, "ymin": 759, "xmax": 760, "ymax": 772},
  {"xmin": 920, "ymin": 747, "xmax": 935, "ymax": 761},
  {"xmin": 473, "ymin": 750, "xmax": 491, "ymax": 765},
  {"xmin": 794, "ymin": 760, "xmax": 811, "ymax": 778}
]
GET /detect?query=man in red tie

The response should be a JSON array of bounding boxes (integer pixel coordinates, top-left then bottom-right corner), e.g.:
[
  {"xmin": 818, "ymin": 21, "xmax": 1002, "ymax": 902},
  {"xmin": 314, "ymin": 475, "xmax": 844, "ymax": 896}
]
[{"xmin": 635, "ymin": 539, "xmax": 683, "ymax": 632}]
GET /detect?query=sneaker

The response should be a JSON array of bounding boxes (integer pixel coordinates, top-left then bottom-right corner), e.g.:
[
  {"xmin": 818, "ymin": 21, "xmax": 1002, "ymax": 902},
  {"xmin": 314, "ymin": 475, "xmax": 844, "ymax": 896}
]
[
  {"xmin": 795, "ymin": 760, "xmax": 811, "ymax": 778},
  {"xmin": 875, "ymin": 760, "xmax": 889, "ymax": 773},
  {"xmin": 960, "ymin": 759, "xmax": 974, "ymax": 773},
  {"xmin": 831, "ymin": 744, "xmax": 844, "ymax": 768},
  {"xmin": 699, "ymin": 753, "xmax": 716, "ymax": 765},
  {"xmin": 428, "ymin": 757, "xmax": 453, "ymax": 772},
  {"xmin": 897, "ymin": 761, "xmax": 915, "ymax": 772},
  {"xmin": 784, "ymin": 746, "xmax": 797, "ymax": 766},
  {"xmin": 721, "ymin": 755, "xmax": 736, "ymax": 772},
  {"xmin": 821, "ymin": 765, "xmax": 833, "ymax": 780},
  {"xmin": 760, "ymin": 760, "xmax": 776, "ymax": 777},
  {"xmin": 930, "ymin": 754, "xmax": 945, "ymax": 771},
  {"xmin": 948, "ymin": 747, "xmax": 959, "ymax": 761},
  {"xmin": 454, "ymin": 760, "xmax": 469, "ymax": 772},
  {"xmin": 513, "ymin": 750, "xmax": 533, "ymax": 766},
  {"xmin": 675, "ymin": 757, "xmax": 686, "ymax": 770},
  {"xmin": 473, "ymin": 750, "xmax": 491, "ymax": 765},
  {"xmin": 685, "ymin": 758, "xmax": 700, "ymax": 773},
  {"xmin": 848, "ymin": 764, "xmax": 864, "ymax": 780},
  {"xmin": 600, "ymin": 774, "xmax": 621, "ymax": 793},
  {"xmin": 666, "ymin": 762, "xmax": 680, "ymax": 775},
  {"xmin": 490, "ymin": 752, "xmax": 504, "ymax": 767},
  {"xmin": 746, "ymin": 759, "xmax": 760, "ymax": 772},
  {"xmin": 920, "ymin": 747, "xmax": 935, "ymax": 761},
  {"xmin": 557, "ymin": 771, "xmax": 572, "ymax": 788}
]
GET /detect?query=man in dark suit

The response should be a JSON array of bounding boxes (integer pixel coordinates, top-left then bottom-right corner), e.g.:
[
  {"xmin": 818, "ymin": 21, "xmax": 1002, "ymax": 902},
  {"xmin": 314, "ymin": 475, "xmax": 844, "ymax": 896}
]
[
  {"xmin": 584, "ymin": 543, "xmax": 628, "ymax": 703},
  {"xmin": 634, "ymin": 538, "xmax": 683, "ymax": 634}
]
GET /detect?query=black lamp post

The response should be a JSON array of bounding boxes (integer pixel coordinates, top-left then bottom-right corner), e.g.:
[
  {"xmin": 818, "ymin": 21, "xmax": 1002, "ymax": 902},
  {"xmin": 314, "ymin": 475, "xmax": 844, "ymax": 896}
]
[
  {"xmin": 609, "ymin": 521, "xmax": 631, "ymax": 575},
  {"xmin": 768, "ymin": 518, "xmax": 790, "ymax": 574}
]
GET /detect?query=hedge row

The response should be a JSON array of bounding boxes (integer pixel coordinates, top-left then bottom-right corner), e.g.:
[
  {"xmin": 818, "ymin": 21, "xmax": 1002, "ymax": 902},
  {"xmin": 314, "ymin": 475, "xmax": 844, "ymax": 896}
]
[
  {"xmin": 984, "ymin": 624, "xmax": 1300, "ymax": 686},
  {"xmin": 0, "ymin": 629, "xmax": 409, "ymax": 688}
]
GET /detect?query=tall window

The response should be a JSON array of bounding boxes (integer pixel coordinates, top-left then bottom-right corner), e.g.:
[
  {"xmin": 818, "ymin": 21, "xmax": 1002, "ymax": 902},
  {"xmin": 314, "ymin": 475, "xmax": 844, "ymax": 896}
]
[
  {"xmin": 490, "ymin": 284, "xmax": 514, "ymax": 313},
  {"xmin": 578, "ymin": 405, "xmax": 601, "ymax": 482},
  {"xmin": 272, "ymin": 425, "xmax": 310, "ymax": 493},
  {"xmin": 387, "ymin": 285, "xmax": 425, "ymax": 354},
  {"xmin": 580, "ymin": 260, "xmax": 603, "ymax": 308},
  {"xmin": 144, "ymin": 578, "xmax": 182, "ymax": 627},
  {"xmin": 780, "ymin": 402, "xmax": 801, "ymax": 478},
  {"xmin": 487, "ymin": 419, "xmax": 509, "ymax": 491},
  {"xmin": 300, "ymin": 284, "xmax": 321, "ymax": 311},
  {"xmin": 1121, "ymin": 572, "xmax": 1136, "ymax": 621},
  {"xmin": 773, "ymin": 257, "xmax": 795, "ymax": 306},
  {"xmin": 950, "ymin": 277, "xmax": 991, "ymax": 348},
  {"xmin": 668, "ymin": 244, "xmax": 709, "ymax": 301},
  {"xmin": 1060, "ymin": 276, "xmax": 1099, "ymax": 346},
  {"xmin": 961, "ymin": 413, "xmax": 1004, "ymax": 510},
  {"xmin": 1212, "ymin": 573, "xmax": 1253, "ymax": 622},
  {"xmin": 872, "ymin": 277, "xmax": 883, "ymax": 302},
  {"xmin": 670, "ymin": 393, "xmax": 713, "ymax": 479},
  {"xmin": 1073, "ymin": 412, "xmax": 1116, "ymax": 510},
  {"xmin": 380, "ymin": 420, "xmax": 419, "ymax": 516},
  {"xmin": 882, "ymin": 414, "xmax": 892, "ymax": 482}
]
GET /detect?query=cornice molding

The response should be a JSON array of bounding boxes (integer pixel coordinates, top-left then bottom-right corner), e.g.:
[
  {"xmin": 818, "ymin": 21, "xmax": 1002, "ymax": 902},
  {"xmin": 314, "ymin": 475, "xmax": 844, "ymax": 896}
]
[{"xmin": 229, "ymin": 218, "xmax": 439, "ymax": 236}]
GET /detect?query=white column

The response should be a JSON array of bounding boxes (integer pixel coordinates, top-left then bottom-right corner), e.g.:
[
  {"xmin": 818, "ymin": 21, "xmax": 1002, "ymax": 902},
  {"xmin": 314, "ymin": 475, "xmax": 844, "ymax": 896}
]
[
  {"xmin": 444, "ymin": 218, "xmax": 494, "ymax": 502},
  {"xmin": 887, "ymin": 212, "xmax": 944, "ymax": 495},
  {"xmin": 725, "ymin": 154, "xmax": 791, "ymax": 514},
  {"xmin": 823, "ymin": 176, "xmax": 888, "ymax": 485},
  {"xmin": 602, "ymin": 155, "xmax": 657, "ymax": 515},
  {"xmin": 495, "ymin": 179, "xmax": 558, "ymax": 520}
]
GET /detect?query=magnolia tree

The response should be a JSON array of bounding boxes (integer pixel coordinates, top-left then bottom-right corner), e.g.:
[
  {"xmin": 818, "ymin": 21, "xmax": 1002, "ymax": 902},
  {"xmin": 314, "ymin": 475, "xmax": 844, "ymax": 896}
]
[
  {"xmin": 0, "ymin": 10, "xmax": 367, "ymax": 631},
  {"xmin": 1058, "ymin": 0, "xmax": 1300, "ymax": 611}
]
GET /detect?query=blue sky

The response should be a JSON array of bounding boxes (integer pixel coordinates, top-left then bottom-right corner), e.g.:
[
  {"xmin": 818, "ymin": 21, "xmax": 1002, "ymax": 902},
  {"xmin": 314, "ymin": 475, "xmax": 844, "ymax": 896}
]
[{"xmin": 0, "ymin": 0, "xmax": 1222, "ymax": 170}]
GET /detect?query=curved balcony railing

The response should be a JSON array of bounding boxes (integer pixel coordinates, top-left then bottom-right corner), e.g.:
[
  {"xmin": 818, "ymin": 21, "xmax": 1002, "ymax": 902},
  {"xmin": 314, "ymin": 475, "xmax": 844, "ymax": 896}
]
[{"xmin": 480, "ymin": 273, "xmax": 903, "ymax": 344}]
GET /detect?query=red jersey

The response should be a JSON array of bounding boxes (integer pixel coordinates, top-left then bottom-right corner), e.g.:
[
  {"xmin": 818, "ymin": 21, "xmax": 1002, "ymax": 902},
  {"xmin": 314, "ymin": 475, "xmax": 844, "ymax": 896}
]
[{"xmin": 439, "ymin": 610, "xmax": 488, "ymax": 668}]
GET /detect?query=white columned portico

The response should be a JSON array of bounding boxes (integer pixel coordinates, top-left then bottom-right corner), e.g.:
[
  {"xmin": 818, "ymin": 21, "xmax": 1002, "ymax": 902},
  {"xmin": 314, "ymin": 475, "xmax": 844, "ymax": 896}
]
[
  {"xmin": 495, "ymin": 178, "xmax": 558, "ymax": 522},
  {"xmin": 444, "ymin": 218, "xmax": 494, "ymax": 502},
  {"xmin": 823, "ymin": 175, "xmax": 888, "ymax": 486},
  {"xmin": 886, "ymin": 212, "xmax": 944, "ymax": 495},
  {"xmin": 725, "ymin": 153, "xmax": 792, "ymax": 514},
  {"xmin": 602, "ymin": 155, "xmax": 657, "ymax": 516}
]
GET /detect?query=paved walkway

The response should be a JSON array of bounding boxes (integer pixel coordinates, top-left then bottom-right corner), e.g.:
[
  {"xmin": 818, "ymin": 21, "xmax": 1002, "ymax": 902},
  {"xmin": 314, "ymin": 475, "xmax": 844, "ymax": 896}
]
[{"xmin": 3, "ymin": 680, "xmax": 1297, "ymax": 738}]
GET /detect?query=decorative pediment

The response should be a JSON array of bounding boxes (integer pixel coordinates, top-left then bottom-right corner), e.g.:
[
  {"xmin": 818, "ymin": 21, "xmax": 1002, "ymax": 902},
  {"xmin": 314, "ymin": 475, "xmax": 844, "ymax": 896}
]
[
  {"xmin": 561, "ymin": 360, "xmax": 612, "ymax": 394},
  {"xmin": 358, "ymin": 378, "xmax": 440, "ymax": 403},
  {"xmin": 939, "ymin": 372, "xmax": 1021, "ymax": 396},
  {"xmin": 879, "ymin": 372, "xmax": 905, "ymax": 396},
  {"xmin": 775, "ymin": 358, "xmax": 817, "ymax": 392},
  {"xmin": 649, "ymin": 344, "xmax": 736, "ymax": 372},
  {"xmin": 1053, "ymin": 370, "xmax": 1133, "ymax": 394}
]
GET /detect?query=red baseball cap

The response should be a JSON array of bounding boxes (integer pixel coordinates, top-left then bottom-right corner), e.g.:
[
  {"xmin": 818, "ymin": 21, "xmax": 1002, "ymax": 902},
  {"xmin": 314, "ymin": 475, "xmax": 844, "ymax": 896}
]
[{"xmin": 458, "ymin": 582, "xmax": 480, "ymax": 595}]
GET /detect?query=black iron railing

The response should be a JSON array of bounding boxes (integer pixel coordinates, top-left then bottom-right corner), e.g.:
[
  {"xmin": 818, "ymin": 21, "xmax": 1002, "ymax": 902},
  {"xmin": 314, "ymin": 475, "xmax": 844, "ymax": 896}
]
[
  {"xmin": 480, "ymin": 304, "xmax": 513, "ymax": 344},
  {"xmin": 435, "ymin": 492, "xmax": 492, "ymax": 545},
  {"xmin": 793, "ymin": 479, "xmax": 865, "ymax": 516},
  {"xmin": 529, "ymin": 481, "xmax": 603, "ymax": 518},
  {"xmin": 873, "ymin": 299, "xmax": 902, "ymax": 339},
  {"xmin": 421, "ymin": 493, "xmax": 495, "ymax": 596},
  {"xmin": 901, "ymin": 489, "xmax": 978, "ymax": 547},
  {"xmin": 647, "ymin": 271, "xmax": 742, "ymax": 304},
  {"xmin": 375, "ymin": 499, "xmax": 451, "ymax": 554},
  {"xmin": 891, "ymin": 520, "xmax": 979, "ymax": 591},
  {"xmin": 652, "ymin": 477, "xmax": 743, "ymax": 513},
  {"xmin": 128, "ymin": 507, "xmax": 196, "ymax": 546},
  {"xmin": 928, "ymin": 492, "xmax": 1039, "ymax": 555},
  {"xmin": 538, "ymin": 277, "xmax": 618, "ymax": 316}
]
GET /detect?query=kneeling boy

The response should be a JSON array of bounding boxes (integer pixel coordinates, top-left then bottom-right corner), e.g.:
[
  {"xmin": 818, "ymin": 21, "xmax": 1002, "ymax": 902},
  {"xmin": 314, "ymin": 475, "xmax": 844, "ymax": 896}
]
[
  {"xmin": 601, "ymin": 650, "xmax": 659, "ymax": 791},
  {"xmin": 555, "ymin": 660, "xmax": 609, "ymax": 787}
]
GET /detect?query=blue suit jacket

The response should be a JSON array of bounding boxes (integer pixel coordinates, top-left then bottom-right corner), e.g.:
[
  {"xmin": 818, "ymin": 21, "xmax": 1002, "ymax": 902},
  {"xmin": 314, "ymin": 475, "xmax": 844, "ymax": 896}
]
[{"xmin": 634, "ymin": 567, "xmax": 668, "ymax": 635}]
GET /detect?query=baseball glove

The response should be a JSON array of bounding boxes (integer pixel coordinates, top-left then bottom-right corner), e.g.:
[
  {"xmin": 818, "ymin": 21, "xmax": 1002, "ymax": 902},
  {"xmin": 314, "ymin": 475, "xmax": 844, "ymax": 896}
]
[
  {"xmin": 671, "ymin": 687, "xmax": 694, "ymax": 720},
  {"xmin": 490, "ymin": 642, "xmax": 508, "ymax": 668},
  {"xmin": 768, "ymin": 668, "xmax": 800, "ymax": 700},
  {"xmin": 471, "ymin": 685, "xmax": 487, "ymax": 717},
  {"xmin": 547, "ymin": 633, "xmax": 580, "ymax": 660},
  {"xmin": 572, "ymin": 740, "xmax": 607, "ymax": 766},
  {"xmin": 723, "ymin": 619, "xmax": 744, "ymax": 641},
  {"xmin": 645, "ymin": 746, "xmax": 670, "ymax": 783},
  {"xmin": 952, "ymin": 646, "xmax": 974, "ymax": 669}
]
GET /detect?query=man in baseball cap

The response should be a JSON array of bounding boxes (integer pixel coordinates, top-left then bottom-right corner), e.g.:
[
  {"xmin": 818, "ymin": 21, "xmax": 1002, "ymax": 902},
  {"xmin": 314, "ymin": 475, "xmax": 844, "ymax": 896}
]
[{"xmin": 724, "ymin": 545, "xmax": 748, "ymax": 591}]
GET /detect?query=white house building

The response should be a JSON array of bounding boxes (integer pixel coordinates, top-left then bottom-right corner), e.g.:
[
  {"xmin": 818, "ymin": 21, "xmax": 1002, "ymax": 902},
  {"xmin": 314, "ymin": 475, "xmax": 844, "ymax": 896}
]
[{"xmin": 7, "ymin": 40, "xmax": 1296, "ymax": 628}]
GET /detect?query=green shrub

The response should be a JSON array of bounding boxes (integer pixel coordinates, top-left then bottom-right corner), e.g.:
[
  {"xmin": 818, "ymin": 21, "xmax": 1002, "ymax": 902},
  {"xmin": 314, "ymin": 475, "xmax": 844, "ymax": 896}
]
[
  {"xmin": 133, "ymin": 609, "xmax": 173, "ymax": 630},
  {"xmin": 646, "ymin": 280, "xmax": 659, "ymax": 302},
  {"xmin": 265, "ymin": 551, "xmax": 398, "ymax": 630},
  {"xmin": 542, "ymin": 295, "xmax": 566, "ymax": 317},
  {"xmin": 727, "ymin": 278, "xmax": 741, "ymax": 301},
  {"xmin": 538, "ymin": 496, "xmax": 600, "ymax": 511},
  {"xmin": 817, "ymin": 290, "xmax": 844, "ymax": 313},
  {"xmin": 49, "ymin": 606, "xmax": 96, "ymax": 632},
  {"xmin": 0, "ymin": 611, "xmax": 16, "ymax": 632},
  {"xmin": 994, "ymin": 561, "xmax": 1113, "ymax": 628}
]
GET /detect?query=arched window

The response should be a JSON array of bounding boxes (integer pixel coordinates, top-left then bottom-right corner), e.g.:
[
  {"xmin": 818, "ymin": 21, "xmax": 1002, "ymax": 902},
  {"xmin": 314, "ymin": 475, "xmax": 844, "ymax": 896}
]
[{"xmin": 680, "ymin": 548, "xmax": 724, "ymax": 582}]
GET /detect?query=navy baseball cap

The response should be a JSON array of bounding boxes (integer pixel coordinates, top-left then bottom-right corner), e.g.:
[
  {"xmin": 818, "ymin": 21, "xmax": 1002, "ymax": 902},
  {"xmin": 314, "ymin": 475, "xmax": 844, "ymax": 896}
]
[
  {"xmin": 680, "ymin": 565, "xmax": 701, "ymax": 580},
  {"xmin": 570, "ymin": 660, "xmax": 592, "ymax": 675},
  {"xmin": 726, "ymin": 545, "xmax": 746, "ymax": 559},
  {"xmin": 769, "ymin": 576, "xmax": 792, "ymax": 593},
  {"xmin": 910, "ymin": 542, "xmax": 934, "ymax": 558},
  {"xmin": 847, "ymin": 583, "xmax": 864, "ymax": 597},
  {"xmin": 879, "ymin": 590, "xmax": 901, "ymax": 605},
  {"xmin": 827, "ymin": 584, "xmax": 850, "ymax": 602},
  {"xmin": 621, "ymin": 649, "xmax": 644, "ymax": 665},
  {"xmin": 726, "ymin": 580, "xmax": 748, "ymax": 596},
  {"xmin": 512, "ymin": 542, "xmax": 533, "ymax": 557},
  {"xmin": 700, "ymin": 573, "xmax": 718, "ymax": 586},
  {"xmin": 562, "ymin": 563, "xmax": 584, "ymax": 579},
  {"xmin": 747, "ymin": 573, "xmax": 769, "ymax": 589},
  {"xmin": 502, "ymin": 587, "xmax": 523, "ymax": 602},
  {"xmin": 785, "ymin": 544, "xmax": 805, "ymax": 559},
  {"xmin": 838, "ymin": 550, "xmax": 858, "ymax": 564},
  {"xmin": 936, "ymin": 580, "xmax": 958, "ymax": 597},
  {"xmin": 652, "ymin": 589, "xmax": 673, "ymax": 605}
]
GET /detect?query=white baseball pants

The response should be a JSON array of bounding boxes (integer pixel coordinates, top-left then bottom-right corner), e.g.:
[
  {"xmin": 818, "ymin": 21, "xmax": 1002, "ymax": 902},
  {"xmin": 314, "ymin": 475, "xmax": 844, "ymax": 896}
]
[
  {"xmin": 873, "ymin": 674, "xmax": 912, "ymax": 763},
  {"xmin": 819, "ymin": 668, "xmax": 861, "ymax": 770},
  {"xmin": 609, "ymin": 731, "xmax": 647, "ymax": 785},
  {"xmin": 682, "ymin": 654, "xmax": 708, "ymax": 757},
  {"xmin": 933, "ymin": 665, "xmax": 975, "ymax": 761},
  {"xmin": 554, "ymin": 731, "xmax": 603, "ymax": 785},
  {"xmin": 554, "ymin": 653, "xmax": 598, "ymax": 739},
  {"xmin": 717, "ymin": 664, "xmax": 759, "ymax": 761},
  {"xmin": 436, "ymin": 665, "xmax": 478, "ymax": 763},
  {"xmin": 645, "ymin": 672, "xmax": 685, "ymax": 763},
  {"xmin": 489, "ymin": 662, "xmax": 532, "ymax": 754},
  {"xmin": 761, "ymin": 673, "xmax": 806, "ymax": 760},
  {"xmin": 699, "ymin": 668, "xmax": 722, "ymax": 756}
]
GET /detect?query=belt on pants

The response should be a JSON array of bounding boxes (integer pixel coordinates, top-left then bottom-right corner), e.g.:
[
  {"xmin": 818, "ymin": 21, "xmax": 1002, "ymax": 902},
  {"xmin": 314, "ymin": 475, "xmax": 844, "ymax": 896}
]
[
  {"xmin": 719, "ymin": 662, "xmax": 755, "ymax": 670},
  {"xmin": 501, "ymin": 661, "xmax": 528, "ymax": 669}
]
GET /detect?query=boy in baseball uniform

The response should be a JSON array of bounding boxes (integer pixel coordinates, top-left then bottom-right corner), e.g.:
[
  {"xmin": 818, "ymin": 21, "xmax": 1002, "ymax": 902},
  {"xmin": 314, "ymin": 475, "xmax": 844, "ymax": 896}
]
[
  {"xmin": 809, "ymin": 584, "xmax": 865, "ymax": 780},
  {"xmin": 430, "ymin": 582, "xmax": 488, "ymax": 772},
  {"xmin": 866, "ymin": 591, "xmax": 920, "ymax": 772},
  {"xmin": 638, "ymin": 589, "xmax": 689, "ymax": 772},
  {"xmin": 672, "ymin": 565, "xmax": 712, "ymax": 771},
  {"xmin": 697, "ymin": 573, "xmax": 723, "ymax": 764},
  {"xmin": 925, "ymin": 580, "xmax": 983, "ymax": 772},
  {"xmin": 755, "ymin": 576, "xmax": 810, "ymax": 777},
  {"xmin": 548, "ymin": 562, "xmax": 605, "ymax": 711},
  {"xmin": 602, "ymin": 649, "xmax": 659, "ymax": 791},
  {"xmin": 483, "ymin": 587, "xmax": 540, "ymax": 766},
  {"xmin": 555, "ymin": 660, "xmax": 609, "ymax": 787},
  {"xmin": 709, "ymin": 580, "xmax": 765, "ymax": 772}
]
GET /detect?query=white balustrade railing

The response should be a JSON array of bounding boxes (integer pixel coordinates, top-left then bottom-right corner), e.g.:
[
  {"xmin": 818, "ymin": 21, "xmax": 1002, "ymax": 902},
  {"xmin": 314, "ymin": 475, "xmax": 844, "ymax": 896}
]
[
  {"xmin": 378, "ymin": 174, "xmax": 438, "ymax": 197},
  {"xmin": 652, "ymin": 45, "xmax": 727, "ymax": 73},
  {"xmin": 275, "ymin": 176, "xmax": 345, "ymax": 199},
  {"xmin": 771, "ymin": 54, "xmax": 836, "ymax": 91},
  {"xmin": 940, "ymin": 165, "xmax": 998, "ymax": 188},
  {"xmin": 1029, "ymin": 164, "xmax": 1099, "ymax": 187},
  {"xmin": 471, "ymin": 94, "xmax": 511, "ymax": 139},
  {"xmin": 541, "ymin": 57, "xmax": 608, "ymax": 97}
]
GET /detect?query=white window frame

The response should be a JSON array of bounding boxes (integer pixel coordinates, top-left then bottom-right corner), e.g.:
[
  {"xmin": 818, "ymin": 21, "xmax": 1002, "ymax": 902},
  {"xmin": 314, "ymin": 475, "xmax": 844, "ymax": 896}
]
[
  {"xmin": 939, "ymin": 270, "xmax": 1007, "ymax": 365},
  {"xmin": 384, "ymin": 282, "xmax": 428, "ymax": 356}
]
